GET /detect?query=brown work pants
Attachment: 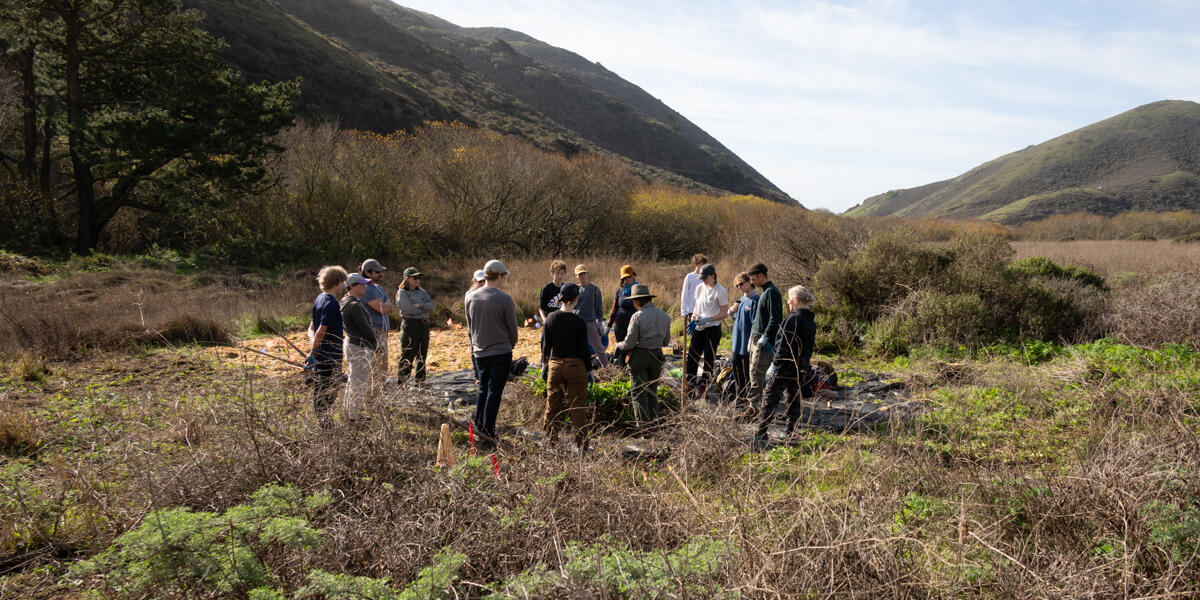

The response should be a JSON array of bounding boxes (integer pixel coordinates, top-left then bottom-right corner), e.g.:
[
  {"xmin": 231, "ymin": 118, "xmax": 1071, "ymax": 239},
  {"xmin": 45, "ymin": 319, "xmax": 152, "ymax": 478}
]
[{"xmin": 544, "ymin": 358, "xmax": 590, "ymax": 443}]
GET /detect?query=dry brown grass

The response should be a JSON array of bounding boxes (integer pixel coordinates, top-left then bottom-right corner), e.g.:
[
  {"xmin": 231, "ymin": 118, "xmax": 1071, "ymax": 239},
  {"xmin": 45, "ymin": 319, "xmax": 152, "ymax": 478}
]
[{"xmin": 1012, "ymin": 240, "xmax": 1200, "ymax": 279}]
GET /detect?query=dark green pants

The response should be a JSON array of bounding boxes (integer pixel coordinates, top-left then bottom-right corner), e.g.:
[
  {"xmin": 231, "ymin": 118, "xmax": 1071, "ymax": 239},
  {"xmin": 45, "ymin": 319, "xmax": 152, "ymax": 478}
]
[
  {"xmin": 398, "ymin": 318, "xmax": 429, "ymax": 382},
  {"xmin": 627, "ymin": 348, "xmax": 665, "ymax": 423}
]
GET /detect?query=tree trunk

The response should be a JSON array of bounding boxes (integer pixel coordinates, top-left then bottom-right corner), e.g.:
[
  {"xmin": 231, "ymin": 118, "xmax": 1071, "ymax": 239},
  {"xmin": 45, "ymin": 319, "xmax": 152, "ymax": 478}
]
[
  {"xmin": 39, "ymin": 115, "xmax": 54, "ymax": 196},
  {"xmin": 60, "ymin": 2, "xmax": 99, "ymax": 252},
  {"xmin": 19, "ymin": 45, "xmax": 37, "ymax": 181}
]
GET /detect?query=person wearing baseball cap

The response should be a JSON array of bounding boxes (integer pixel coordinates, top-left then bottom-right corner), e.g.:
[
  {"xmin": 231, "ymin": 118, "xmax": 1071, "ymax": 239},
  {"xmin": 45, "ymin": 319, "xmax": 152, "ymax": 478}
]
[
  {"xmin": 572, "ymin": 264, "xmax": 608, "ymax": 367},
  {"xmin": 464, "ymin": 268, "xmax": 488, "ymax": 379},
  {"xmin": 464, "ymin": 259, "xmax": 518, "ymax": 444},
  {"xmin": 359, "ymin": 259, "xmax": 392, "ymax": 396},
  {"xmin": 340, "ymin": 272, "xmax": 379, "ymax": 423},
  {"xmin": 541, "ymin": 282, "xmax": 592, "ymax": 448},
  {"xmin": 605, "ymin": 264, "xmax": 639, "ymax": 366},
  {"xmin": 685, "ymin": 262, "xmax": 729, "ymax": 398},
  {"xmin": 396, "ymin": 266, "xmax": 435, "ymax": 385},
  {"xmin": 617, "ymin": 284, "xmax": 672, "ymax": 422}
]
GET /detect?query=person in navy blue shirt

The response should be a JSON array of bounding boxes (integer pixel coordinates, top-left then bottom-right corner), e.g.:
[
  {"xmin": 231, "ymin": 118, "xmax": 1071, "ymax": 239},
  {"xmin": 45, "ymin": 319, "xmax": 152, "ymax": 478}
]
[
  {"xmin": 728, "ymin": 272, "xmax": 759, "ymax": 403},
  {"xmin": 307, "ymin": 265, "xmax": 347, "ymax": 428}
]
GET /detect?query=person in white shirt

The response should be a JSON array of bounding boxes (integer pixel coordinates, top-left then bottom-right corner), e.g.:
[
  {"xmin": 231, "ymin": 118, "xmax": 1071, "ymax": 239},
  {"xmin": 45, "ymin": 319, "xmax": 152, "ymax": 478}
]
[
  {"xmin": 679, "ymin": 253, "xmax": 708, "ymax": 323},
  {"xmin": 685, "ymin": 263, "xmax": 728, "ymax": 391}
]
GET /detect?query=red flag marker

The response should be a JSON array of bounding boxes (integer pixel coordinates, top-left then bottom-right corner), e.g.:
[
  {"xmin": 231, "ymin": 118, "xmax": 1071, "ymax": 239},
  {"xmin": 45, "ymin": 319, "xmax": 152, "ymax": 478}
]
[
  {"xmin": 468, "ymin": 421, "xmax": 475, "ymax": 456},
  {"xmin": 490, "ymin": 454, "xmax": 500, "ymax": 479}
]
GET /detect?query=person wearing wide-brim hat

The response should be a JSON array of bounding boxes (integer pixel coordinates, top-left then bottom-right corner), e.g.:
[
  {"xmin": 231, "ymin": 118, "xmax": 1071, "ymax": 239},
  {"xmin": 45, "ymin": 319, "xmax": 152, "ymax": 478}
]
[
  {"xmin": 617, "ymin": 283, "xmax": 672, "ymax": 422},
  {"xmin": 396, "ymin": 266, "xmax": 435, "ymax": 384}
]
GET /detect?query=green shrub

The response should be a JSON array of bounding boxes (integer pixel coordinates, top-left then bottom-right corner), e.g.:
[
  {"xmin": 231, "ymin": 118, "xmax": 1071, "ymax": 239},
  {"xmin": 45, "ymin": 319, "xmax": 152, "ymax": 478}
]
[
  {"xmin": 1008, "ymin": 256, "xmax": 1107, "ymax": 290},
  {"xmin": 297, "ymin": 549, "xmax": 467, "ymax": 600},
  {"xmin": 1145, "ymin": 500, "xmax": 1200, "ymax": 565},
  {"xmin": 72, "ymin": 484, "xmax": 330, "ymax": 598}
]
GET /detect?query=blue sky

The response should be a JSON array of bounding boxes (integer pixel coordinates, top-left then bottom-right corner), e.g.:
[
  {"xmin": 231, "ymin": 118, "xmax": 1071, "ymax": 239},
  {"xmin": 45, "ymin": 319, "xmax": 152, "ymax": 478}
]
[{"xmin": 394, "ymin": 1, "xmax": 1200, "ymax": 212}]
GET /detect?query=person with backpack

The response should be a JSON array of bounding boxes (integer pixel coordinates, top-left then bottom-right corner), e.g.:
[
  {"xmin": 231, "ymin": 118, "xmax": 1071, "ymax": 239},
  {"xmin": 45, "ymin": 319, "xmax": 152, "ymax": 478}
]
[
  {"xmin": 685, "ymin": 263, "xmax": 729, "ymax": 396},
  {"xmin": 606, "ymin": 264, "xmax": 638, "ymax": 366},
  {"xmin": 341, "ymin": 272, "xmax": 379, "ymax": 422},
  {"xmin": 743, "ymin": 262, "xmax": 782, "ymax": 418},
  {"xmin": 753, "ymin": 285, "xmax": 817, "ymax": 449},
  {"xmin": 465, "ymin": 260, "xmax": 519, "ymax": 445},
  {"xmin": 541, "ymin": 283, "xmax": 592, "ymax": 448},
  {"xmin": 396, "ymin": 267, "xmax": 435, "ymax": 385},
  {"xmin": 617, "ymin": 284, "xmax": 672, "ymax": 422},
  {"xmin": 727, "ymin": 271, "xmax": 759, "ymax": 404},
  {"xmin": 305, "ymin": 266, "xmax": 347, "ymax": 429}
]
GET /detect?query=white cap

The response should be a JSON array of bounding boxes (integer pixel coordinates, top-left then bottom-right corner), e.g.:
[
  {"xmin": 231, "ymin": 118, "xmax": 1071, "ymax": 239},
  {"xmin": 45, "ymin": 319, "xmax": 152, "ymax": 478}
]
[{"xmin": 473, "ymin": 269, "xmax": 486, "ymax": 282}]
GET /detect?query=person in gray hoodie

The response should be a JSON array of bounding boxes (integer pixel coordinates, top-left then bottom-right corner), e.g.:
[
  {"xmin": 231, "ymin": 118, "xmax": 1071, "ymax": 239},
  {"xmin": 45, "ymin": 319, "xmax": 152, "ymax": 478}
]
[
  {"xmin": 464, "ymin": 259, "xmax": 518, "ymax": 443},
  {"xmin": 341, "ymin": 273, "xmax": 379, "ymax": 422},
  {"xmin": 396, "ymin": 266, "xmax": 435, "ymax": 384}
]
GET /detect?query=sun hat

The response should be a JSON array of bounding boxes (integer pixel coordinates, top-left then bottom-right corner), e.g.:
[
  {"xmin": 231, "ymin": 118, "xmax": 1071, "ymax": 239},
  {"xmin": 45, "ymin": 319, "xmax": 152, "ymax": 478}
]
[
  {"xmin": 360, "ymin": 259, "xmax": 386, "ymax": 272},
  {"xmin": 346, "ymin": 273, "xmax": 372, "ymax": 286},
  {"xmin": 620, "ymin": 264, "xmax": 636, "ymax": 279},
  {"xmin": 626, "ymin": 283, "xmax": 655, "ymax": 301}
]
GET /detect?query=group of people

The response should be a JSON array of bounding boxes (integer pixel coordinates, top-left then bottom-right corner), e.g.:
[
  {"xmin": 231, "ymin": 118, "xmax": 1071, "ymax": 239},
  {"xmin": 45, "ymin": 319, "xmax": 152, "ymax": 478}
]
[
  {"xmin": 304, "ymin": 259, "xmax": 437, "ymax": 428},
  {"xmin": 304, "ymin": 254, "xmax": 821, "ymax": 449}
]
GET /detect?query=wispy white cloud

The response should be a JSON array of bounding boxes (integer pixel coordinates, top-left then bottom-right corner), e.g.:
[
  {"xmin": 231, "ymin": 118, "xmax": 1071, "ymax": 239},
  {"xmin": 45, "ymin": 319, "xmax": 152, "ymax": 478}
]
[{"xmin": 392, "ymin": 0, "xmax": 1200, "ymax": 211}]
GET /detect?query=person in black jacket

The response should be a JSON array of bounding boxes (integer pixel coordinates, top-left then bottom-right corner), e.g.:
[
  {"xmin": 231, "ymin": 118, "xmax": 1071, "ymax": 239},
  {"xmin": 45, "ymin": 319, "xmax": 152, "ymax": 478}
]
[
  {"xmin": 754, "ymin": 285, "xmax": 817, "ymax": 448},
  {"xmin": 541, "ymin": 283, "xmax": 593, "ymax": 448},
  {"xmin": 341, "ymin": 272, "xmax": 379, "ymax": 423}
]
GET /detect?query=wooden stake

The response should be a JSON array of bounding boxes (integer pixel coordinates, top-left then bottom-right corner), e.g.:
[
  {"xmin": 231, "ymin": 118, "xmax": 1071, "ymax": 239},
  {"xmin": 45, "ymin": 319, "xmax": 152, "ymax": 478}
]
[{"xmin": 436, "ymin": 423, "xmax": 456, "ymax": 467}]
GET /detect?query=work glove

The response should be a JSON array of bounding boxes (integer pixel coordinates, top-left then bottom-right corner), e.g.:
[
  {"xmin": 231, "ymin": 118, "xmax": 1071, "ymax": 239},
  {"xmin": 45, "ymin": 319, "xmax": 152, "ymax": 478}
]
[
  {"xmin": 303, "ymin": 352, "xmax": 317, "ymax": 370},
  {"xmin": 694, "ymin": 316, "xmax": 712, "ymax": 327},
  {"xmin": 602, "ymin": 324, "xmax": 611, "ymax": 337},
  {"xmin": 757, "ymin": 337, "xmax": 774, "ymax": 354}
]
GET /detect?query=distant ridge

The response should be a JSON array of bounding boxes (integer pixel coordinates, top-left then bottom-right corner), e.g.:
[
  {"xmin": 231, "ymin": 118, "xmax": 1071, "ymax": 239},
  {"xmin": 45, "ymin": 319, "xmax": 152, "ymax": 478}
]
[
  {"xmin": 184, "ymin": 0, "xmax": 791, "ymax": 203},
  {"xmin": 846, "ymin": 100, "xmax": 1200, "ymax": 224}
]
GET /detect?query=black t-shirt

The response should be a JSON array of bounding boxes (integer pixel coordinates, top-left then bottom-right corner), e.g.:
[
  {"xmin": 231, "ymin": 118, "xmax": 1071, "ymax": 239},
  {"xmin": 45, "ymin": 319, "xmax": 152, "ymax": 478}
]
[
  {"xmin": 539, "ymin": 282, "xmax": 563, "ymax": 318},
  {"xmin": 542, "ymin": 310, "xmax": 591, "ymax": 368}
]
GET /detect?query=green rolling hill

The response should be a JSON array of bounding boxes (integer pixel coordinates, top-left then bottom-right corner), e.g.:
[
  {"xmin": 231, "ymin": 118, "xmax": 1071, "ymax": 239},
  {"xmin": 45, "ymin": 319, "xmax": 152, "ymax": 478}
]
[{"xmin": 846, "ymin": 100, "xmax": 1200, "ymax": 224}]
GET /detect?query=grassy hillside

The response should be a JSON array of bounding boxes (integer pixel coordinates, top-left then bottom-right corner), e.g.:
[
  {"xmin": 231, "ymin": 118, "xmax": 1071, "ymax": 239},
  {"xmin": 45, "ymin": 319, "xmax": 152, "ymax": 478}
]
[
  {"xmin": 847, "ymin": 100, "xmax": 1200, "ymax": 224},
  {"xmin": 185, "ymin": 0, "xmax": 790, "ymax": 202}
]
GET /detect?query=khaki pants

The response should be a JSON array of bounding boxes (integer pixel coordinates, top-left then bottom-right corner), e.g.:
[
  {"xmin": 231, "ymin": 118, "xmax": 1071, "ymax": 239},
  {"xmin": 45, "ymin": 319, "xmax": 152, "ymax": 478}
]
[
  {"xmin": 747, "ymin": 337, "xmax": 774, "ymax": 408},
  {"xmin": 344, "ymin": 342, "xmax": 372, "ymax": 420},
  {"xmin": 544, "ymin": 358, "xmax": 590, "ymax": 443},
  {"xmin": 369, "ymin": 329, "xmax": 388, "ymax": 396}
]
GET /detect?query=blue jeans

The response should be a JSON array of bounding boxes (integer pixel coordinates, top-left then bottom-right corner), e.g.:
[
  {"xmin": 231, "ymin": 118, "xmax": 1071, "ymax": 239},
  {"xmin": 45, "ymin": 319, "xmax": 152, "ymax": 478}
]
[{"xmin": 474, "ymin": 352, "xmax": 512, "ymax": 440}]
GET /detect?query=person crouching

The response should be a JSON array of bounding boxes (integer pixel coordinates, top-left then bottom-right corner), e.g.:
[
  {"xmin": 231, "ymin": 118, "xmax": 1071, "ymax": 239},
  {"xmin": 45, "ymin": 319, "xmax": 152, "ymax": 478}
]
[{"xmin": 541, "ymin": 283, "xmax": 592, "ymax": 448}]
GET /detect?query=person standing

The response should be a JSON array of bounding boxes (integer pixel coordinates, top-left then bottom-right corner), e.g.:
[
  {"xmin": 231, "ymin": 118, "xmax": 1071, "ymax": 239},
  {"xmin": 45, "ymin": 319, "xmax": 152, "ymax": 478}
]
[
  {"xmin": 465, "ymin": 259, "xmax": 518, "ymax": 444},
  {"xmin": 396, "ymin": 266, "xmax": 435, "ymax": 385},
  {"xmin": 341, "ymin": 273, "xmax": 378, "ymax": 422},
  {"xmin": 680, "ymin": 254, "xmax": 708, "ymax": 323},
  {"xmin": 606, "ymin": 264, "xmax": 638, "ymax": 366},
  {"xmin": 538, "ymin": 260, "xmax": 568, "ymax": 382},
  {"xmin": 729, "ymin": 272, "xmax": 759, "ymax": 403},
  {"xmin": 465, "ymin": 268, "xmax": 486, "ymax": 378},
  {"xmin": 745, "ymin": 262, "xmax": 782, "ymax": 417},
  {"xmin": 572, "ymin": 264, "xmax": 608, "ymax": 368},
  {"xmin": 359, "ymin": 259, "xmax": 392, "ymax": 394},
  {"xmin": 685, "ymin": 263, "xmax": 729, "ymax": 393},
  {"xmin": 754, "ymin": 285, "xmax": 817, "ymax": 448},
  {"xmin": 305, "ymin": 266, "xmax": 347, "ymax": 428},
  {"xmin": 541, "ymin": 283, "xmax": 592, "ymax": 448},
  {"xmin": 617, "ymin": 284, "xmax": 672, "ymax": 422}
]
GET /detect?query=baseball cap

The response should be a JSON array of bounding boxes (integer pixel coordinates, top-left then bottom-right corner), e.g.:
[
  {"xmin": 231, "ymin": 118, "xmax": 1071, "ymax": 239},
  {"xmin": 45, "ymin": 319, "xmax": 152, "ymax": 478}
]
[
  {"xmin": 574, "ymin": 264, "xmax": 588, "ymax": 275},
  {"xmin": 473, "ymin": 269, "xmax": 486, "ymax": 282},
  {"xmin": 360, "ymin": 259, "xmax": 386, "ymax": 272},
  {"xmin": 559, "ymin": 283, "xmax": 581, "ymax": 303},
  {"xmin": 403, "ymin": 266, "xmax": 422, "ymax": 278},
  {"xmin": 346, "ymin": 273, "xmax": 371, "ymax": 286},
  {"xmin": 484, "ymin": 259, "xmax": 508, "ymax": 275}
]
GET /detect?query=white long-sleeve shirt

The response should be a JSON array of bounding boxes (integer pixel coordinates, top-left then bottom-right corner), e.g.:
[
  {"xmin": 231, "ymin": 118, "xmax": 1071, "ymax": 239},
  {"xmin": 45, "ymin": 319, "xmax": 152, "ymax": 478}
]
[{"xmin": 680, "ymin": 272, "xmax": 701, "ymax": 316}]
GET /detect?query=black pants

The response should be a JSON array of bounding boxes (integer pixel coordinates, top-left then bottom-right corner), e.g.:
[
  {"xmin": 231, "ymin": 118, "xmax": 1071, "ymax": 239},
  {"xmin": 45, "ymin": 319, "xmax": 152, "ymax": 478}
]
[
  {"xmin": 398, "ymin": 318, "xmax": 429, "ymax": 382},
  {"xmin": 612, "ymin": 320, "xmax": 630, "ymax": 366},
  {"xmin": 731, "ymin": 352, "xmax": 750, "ymax": 401},
  {"xmin": 474, "ymin": 352, "xmax": 512, "ymax": 441},
  {"xmin": 755, "ymin": 366, "xmax": 814, "ymax": 440},
  {"xmin": 311, "ymin": 361, "xmax": 342, "ymax": 427},
  {"xmin": 685, "ymin": 325, "xmax": 722, "ymax": 383}
]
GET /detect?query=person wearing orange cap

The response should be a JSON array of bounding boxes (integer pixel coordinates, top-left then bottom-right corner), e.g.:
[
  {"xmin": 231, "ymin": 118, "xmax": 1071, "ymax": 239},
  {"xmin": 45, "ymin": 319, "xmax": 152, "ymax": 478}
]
[
  {"xmin": 572, "ymin": 264, "xmax": 608, "ymax": 368},
  {"xmin": 606, "ymin": 264, "xmax": 639, "ymax": 366}
]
